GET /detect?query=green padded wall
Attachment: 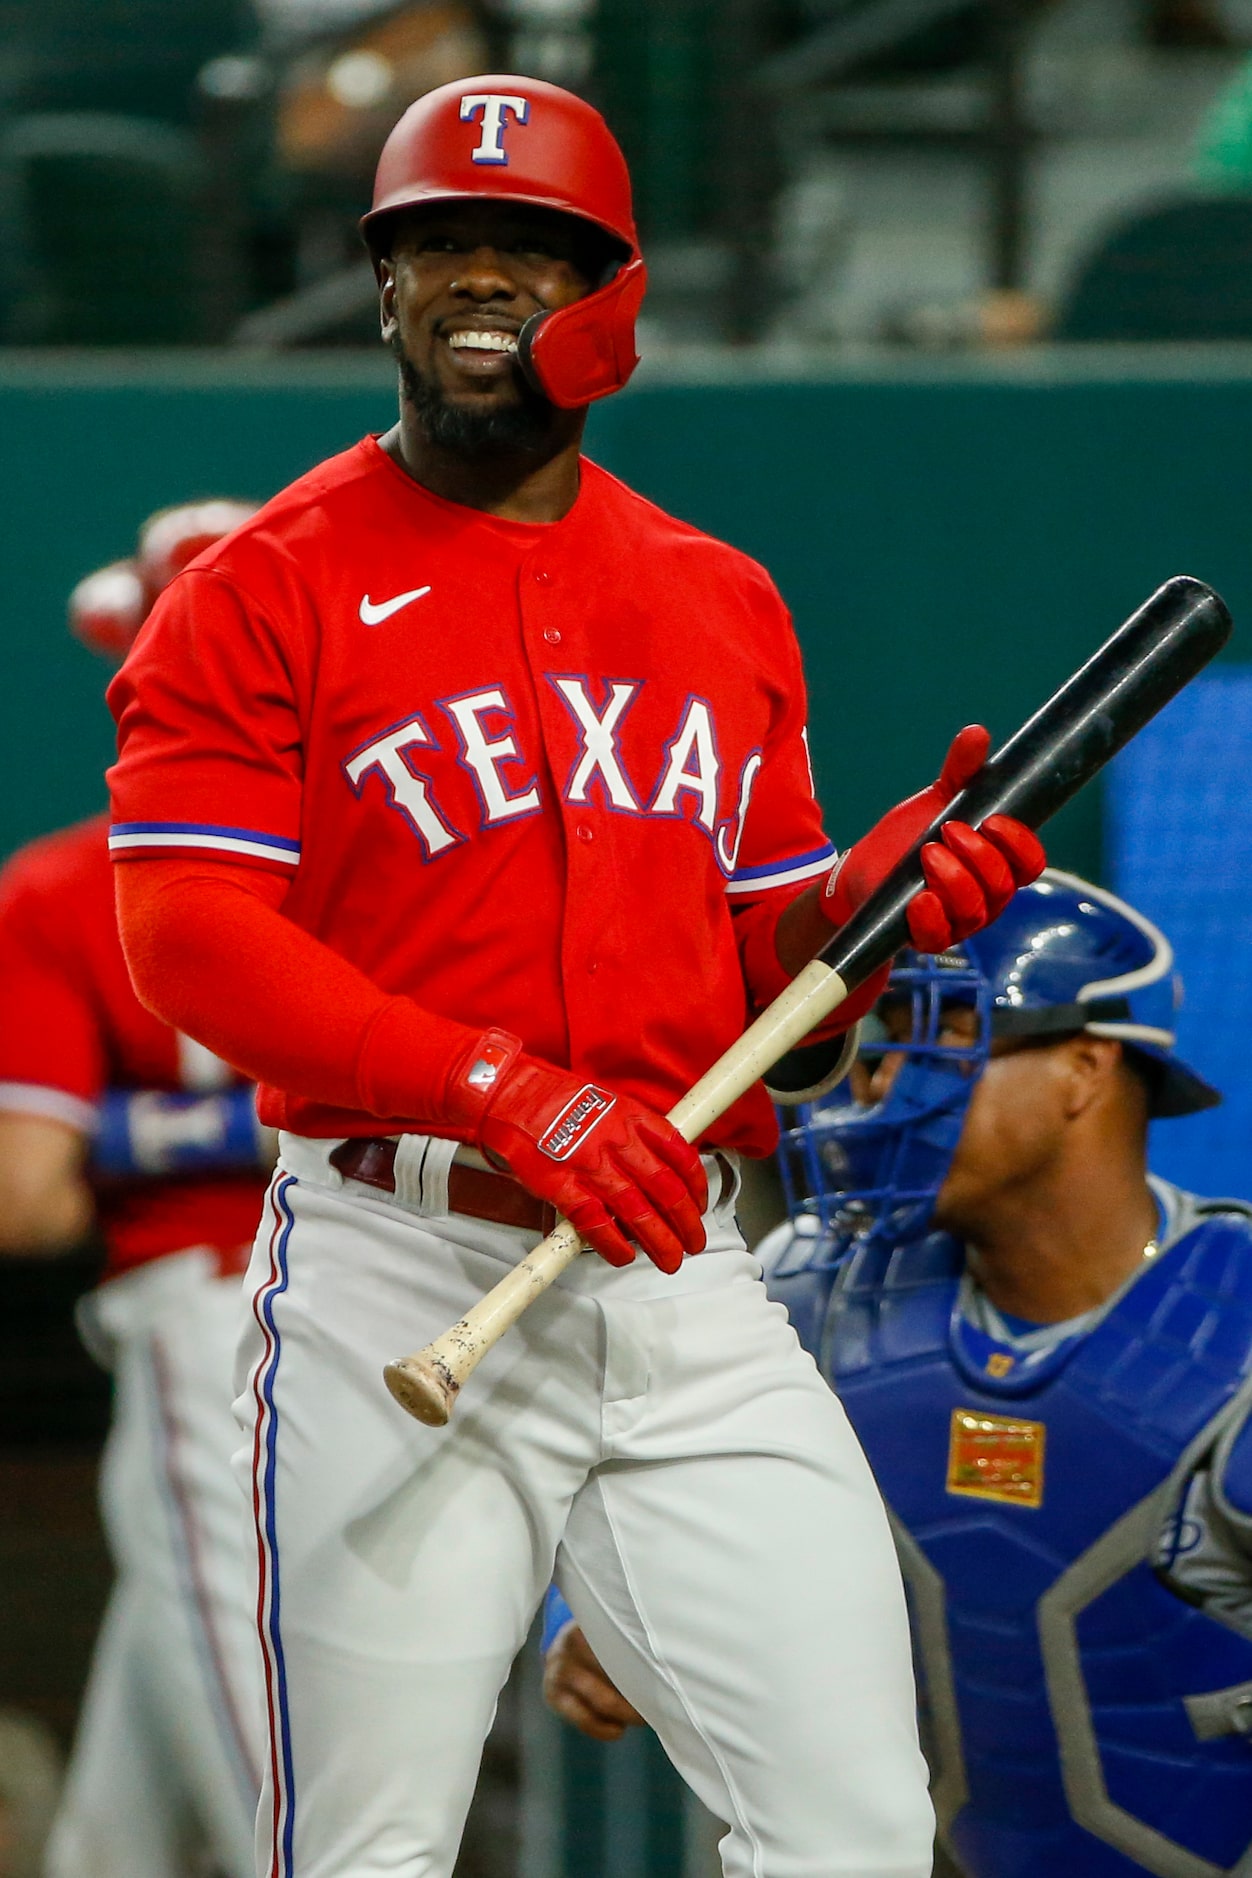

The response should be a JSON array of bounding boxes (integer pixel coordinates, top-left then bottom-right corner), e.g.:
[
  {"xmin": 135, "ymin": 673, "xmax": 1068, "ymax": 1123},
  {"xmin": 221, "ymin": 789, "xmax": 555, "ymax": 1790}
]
[{"xmin": 4, "ymin": 349, "xmax": 1252, "ymax": 878}]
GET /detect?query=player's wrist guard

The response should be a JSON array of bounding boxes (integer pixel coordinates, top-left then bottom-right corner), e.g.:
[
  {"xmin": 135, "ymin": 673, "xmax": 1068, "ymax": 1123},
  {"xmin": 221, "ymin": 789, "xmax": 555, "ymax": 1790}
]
[
  {"xmin": 444, "ymin": 1027, "xmax": 524, "ymax": 1132},
  {"xmin": 93, "ymin": 1086, "xmax": 270, "ymax": 1180},
  {"xmin": 819, "ymin": 851, "xmax": 855, "ymax": 931}
]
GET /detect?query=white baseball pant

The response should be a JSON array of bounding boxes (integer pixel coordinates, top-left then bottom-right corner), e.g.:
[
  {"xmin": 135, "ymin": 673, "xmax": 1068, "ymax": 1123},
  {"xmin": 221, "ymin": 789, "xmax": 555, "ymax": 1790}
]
[
  {"xmin": 236, "ymin": 1136, "xmax": 933, "ymax": 1878},
  {"xmin": 45, "ymin": 1248, "xmax": 263, "ymax": 1878}
]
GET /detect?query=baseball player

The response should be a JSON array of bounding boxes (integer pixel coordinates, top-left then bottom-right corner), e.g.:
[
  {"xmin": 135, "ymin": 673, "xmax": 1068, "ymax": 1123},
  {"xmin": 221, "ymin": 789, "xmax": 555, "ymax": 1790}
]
[
  {"xmin": 548, "ymin": 871, "xmax": 1252, "ymax": 1878},
  {"xmin": 0, "ymin": 502, "xmax": 271, "ymax": 1878},
  {"xmin": 105, "ymin": 76, "xmax": 1045, "ymax": 1878}
]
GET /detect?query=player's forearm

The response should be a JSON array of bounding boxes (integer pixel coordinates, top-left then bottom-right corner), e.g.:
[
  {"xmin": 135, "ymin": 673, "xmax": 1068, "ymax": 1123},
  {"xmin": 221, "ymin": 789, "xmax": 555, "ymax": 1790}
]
[
  {"xmin": 0, "ymin": 1115, "xmax": 94, "ymax": 1254},
  {"xmin": 737, "ymin": 880, "xmax": 880, "ymax": 1044},
  {"xmin": 773, "ymin": 881, "xmax": 830, "ymax": 978},
  {"xmin": 113, "ymin": 859, "xmax": 489, "ymax": 1128},
  {"xmin": 0, "ymin": 1181, "xmax": 93, "ymax": 1253}
]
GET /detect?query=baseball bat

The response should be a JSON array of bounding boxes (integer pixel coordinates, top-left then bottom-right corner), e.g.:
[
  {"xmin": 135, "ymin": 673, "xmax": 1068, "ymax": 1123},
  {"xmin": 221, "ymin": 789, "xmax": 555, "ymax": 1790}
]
[{"xmin": 384, "ymin": 574, "xmax": 1231, "ymax": 1427}]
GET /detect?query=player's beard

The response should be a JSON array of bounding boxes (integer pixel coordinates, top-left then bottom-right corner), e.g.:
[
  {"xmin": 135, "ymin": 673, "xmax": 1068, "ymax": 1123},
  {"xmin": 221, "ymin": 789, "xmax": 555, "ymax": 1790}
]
[{"xmin": 392, "ymin": 337, "xmax": 556, "ymax": 457}]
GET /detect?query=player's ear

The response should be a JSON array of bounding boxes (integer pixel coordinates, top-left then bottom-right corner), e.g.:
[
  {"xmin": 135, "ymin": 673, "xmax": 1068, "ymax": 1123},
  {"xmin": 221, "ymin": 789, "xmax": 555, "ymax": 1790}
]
[
  {"xmin": 378, "ymin": 259, "xmax": 399, "ymax": 342},
  {"xmin": 1061, "ymin": 1034, "xmax": 1121, "ymax": 1119}
]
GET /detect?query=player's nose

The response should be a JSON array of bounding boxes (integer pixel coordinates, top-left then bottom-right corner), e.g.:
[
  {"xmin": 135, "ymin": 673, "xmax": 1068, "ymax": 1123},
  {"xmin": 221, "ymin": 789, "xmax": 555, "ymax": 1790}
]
[{"xmin": 453, "ymin": 247, "xmax": 521, "ymax": 298}]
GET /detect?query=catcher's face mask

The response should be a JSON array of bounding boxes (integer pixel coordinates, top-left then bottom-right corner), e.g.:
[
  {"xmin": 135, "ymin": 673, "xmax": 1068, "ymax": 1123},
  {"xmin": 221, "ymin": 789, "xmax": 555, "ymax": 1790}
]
[{"xmin": 772, "ymin": 948, "xmax": 991, "ymax": 1279}]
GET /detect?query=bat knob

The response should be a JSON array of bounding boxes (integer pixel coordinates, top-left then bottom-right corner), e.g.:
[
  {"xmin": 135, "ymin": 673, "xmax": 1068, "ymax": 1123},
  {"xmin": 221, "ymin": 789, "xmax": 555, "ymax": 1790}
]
[{"xmin": 383, "ymin": 1354, "xmax": 459, "ymax": 1427}]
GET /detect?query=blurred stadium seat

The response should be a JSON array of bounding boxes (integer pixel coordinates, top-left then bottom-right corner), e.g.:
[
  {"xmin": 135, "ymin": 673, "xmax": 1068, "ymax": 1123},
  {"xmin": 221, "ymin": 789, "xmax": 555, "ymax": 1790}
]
[
  {"xmin": 0, "ymin": 114, "xmax": 203, "ymax": 344},
  {"xmin": 1109, "ymin": 670, "xmax": 1252, "ymax": 1203},
  {"xmin": 1057, "ymin": 193, "xmax": 1252, "ymax": 341},
  {"xmin": 0, "ymin": 0, "xmax": 259, "ymax": 123},
  {"xmin": 0, "ymin": 0, "xmax": 270, "ymax": 345}
]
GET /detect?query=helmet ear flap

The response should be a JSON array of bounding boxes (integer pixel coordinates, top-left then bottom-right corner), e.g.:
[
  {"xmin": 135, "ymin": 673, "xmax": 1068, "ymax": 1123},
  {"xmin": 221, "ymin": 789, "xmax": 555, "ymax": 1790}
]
[{"xmin": 517, "ymin": 257, "xmax": 647, "ymax": 409}]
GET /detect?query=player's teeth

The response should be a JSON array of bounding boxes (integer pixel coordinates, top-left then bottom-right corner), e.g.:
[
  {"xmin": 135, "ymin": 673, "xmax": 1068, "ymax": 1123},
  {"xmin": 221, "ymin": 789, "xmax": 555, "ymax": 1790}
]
[{"xmin": 448, "ymin": 331, "xmax": 518, "ymax": 353}]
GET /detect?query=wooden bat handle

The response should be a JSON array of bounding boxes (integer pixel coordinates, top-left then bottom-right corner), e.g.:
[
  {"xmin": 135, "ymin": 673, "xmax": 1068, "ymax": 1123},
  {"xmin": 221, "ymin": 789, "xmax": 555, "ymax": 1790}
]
[
  {"xmin": 382, "ymin": 956, "xmax": 849, "ymax": 1426},
  {"xmin": 382, "ymin": 1218, "xmax": 583, "ymax": 1426}
]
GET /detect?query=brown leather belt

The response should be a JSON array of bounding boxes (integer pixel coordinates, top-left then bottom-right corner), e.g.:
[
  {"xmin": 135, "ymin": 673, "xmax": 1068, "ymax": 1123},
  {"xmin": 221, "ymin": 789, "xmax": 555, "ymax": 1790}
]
[
  {"xmin": 328, "ymin": 1138, "xmax": 735, "ymax": 1237},
  {"xmin": 329, "ymin": 1137, "xmax": 557, "ymax": 1235}
]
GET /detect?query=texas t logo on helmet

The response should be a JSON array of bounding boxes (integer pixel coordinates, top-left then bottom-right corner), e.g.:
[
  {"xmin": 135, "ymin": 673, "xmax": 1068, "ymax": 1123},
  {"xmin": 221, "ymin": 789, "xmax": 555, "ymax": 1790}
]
[
  {"xmin": 361, "ymin": 74, "xmax": 647, "ymax": 410},
  {"xmin": 459, "ymin": 93, "xmax": 530, "ymax": 165}
]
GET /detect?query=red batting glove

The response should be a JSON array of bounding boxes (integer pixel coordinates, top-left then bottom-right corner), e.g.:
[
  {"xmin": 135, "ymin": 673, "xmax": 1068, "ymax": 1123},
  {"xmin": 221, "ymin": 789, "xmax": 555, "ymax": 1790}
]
[
  {"xmin": 445, "ymin": 1030, "xmax": 708, "ymax": 1273},
  {"xmin": 824, "ymin": 725, "xmax": 1046, "ymax": 952}
]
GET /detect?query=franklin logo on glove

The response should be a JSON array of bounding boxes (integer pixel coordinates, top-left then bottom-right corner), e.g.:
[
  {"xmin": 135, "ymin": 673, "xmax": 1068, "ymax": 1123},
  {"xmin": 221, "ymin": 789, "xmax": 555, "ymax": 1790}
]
[{"xmin": 539, "ymin": 1086, "xmax": 616, "ymax": 1160}]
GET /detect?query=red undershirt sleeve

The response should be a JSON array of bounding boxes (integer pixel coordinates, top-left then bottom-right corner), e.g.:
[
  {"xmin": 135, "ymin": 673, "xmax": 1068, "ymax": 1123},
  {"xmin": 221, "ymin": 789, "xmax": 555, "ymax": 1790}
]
[{"xmin": 113, "ymin": 856, "xmax": 487, "ymax": 1130}]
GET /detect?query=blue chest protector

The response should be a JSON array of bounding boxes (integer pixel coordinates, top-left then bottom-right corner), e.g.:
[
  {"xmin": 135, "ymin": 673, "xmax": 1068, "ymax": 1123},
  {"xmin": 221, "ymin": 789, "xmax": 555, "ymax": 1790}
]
[{"xmin": 768, "ymin": 1204, "xmax": 1252, "ymax": 1878}]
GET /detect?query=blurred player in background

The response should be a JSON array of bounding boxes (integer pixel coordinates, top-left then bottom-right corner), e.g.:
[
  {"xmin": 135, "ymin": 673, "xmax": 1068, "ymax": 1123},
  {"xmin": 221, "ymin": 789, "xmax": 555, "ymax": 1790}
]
[
  {"xmin": 0, "ymin": 501, "xmax": 270, "ymax": 1878},
  {"xmin": 547, "ymin": 871, "xmax": 1252, "ymax": 1878}
]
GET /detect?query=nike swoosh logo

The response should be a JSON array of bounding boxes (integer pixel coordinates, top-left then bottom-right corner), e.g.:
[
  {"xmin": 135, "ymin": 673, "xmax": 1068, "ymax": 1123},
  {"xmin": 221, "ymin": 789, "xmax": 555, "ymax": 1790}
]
[{"xmin": 359, "ymin": 585, "xmax": 432, "ymax": 625}]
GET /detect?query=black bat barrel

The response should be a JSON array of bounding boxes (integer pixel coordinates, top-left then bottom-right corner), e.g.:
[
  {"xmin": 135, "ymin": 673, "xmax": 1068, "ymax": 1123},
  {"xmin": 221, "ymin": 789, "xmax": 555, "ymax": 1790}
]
[{"xmin": 818, "ymin": 574, "xmax": 1232, "ymax": 995}]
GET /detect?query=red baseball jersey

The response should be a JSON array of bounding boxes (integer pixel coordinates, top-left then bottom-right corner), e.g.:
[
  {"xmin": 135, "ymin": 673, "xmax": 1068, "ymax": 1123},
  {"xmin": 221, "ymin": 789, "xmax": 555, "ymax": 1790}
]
[
  {"xmin": 107, "ymin": 439, "xmax": 835, "ymax": 1154},
  {"xmin": 0, "ymin": 815, "xmax": 270, "ymax": 1277}
]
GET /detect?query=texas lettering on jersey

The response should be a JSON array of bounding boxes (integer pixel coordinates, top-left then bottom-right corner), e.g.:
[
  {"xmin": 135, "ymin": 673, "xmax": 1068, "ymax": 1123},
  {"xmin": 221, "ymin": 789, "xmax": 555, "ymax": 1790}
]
[
  {"xmin": 342, "ymin": 681, "xmax": 763, "ymax": 877},
  {"xmin": 107, "ymin": 440, "xmax": 836, "ymax": 1147}
]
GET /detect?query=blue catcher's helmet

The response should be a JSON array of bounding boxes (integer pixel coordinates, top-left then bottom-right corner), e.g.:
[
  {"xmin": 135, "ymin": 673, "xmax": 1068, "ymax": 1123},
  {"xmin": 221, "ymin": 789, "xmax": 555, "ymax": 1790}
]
[{"xmin": 772, "ymin": 869, "xmax": 1219, "ymax": 1276}]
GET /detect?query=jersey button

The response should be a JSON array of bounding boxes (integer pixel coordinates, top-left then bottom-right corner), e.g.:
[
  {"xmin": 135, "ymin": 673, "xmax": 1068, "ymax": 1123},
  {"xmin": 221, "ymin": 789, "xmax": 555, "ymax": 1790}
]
[
  {"xmin": 576, "ymin": 823, "xmax": 594, "ymax": 843},
  {"xmin": 543, "ymin": 626, "xmax": 562, "ymax": 644},
  {"xmin": 533, "ymin": 569, "xmax": 552, "ymax": 585}
]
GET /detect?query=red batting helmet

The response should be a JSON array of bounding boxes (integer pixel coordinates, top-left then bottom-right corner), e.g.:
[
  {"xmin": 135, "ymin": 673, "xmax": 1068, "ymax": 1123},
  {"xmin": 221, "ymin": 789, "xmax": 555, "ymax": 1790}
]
[
  {"xmin": 362, "ymin": 75, "xmax": 646, "ymax": 410},
  {"xmin": 70, "ymin": 499, "xmax": 258, "ymax": 660}
]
